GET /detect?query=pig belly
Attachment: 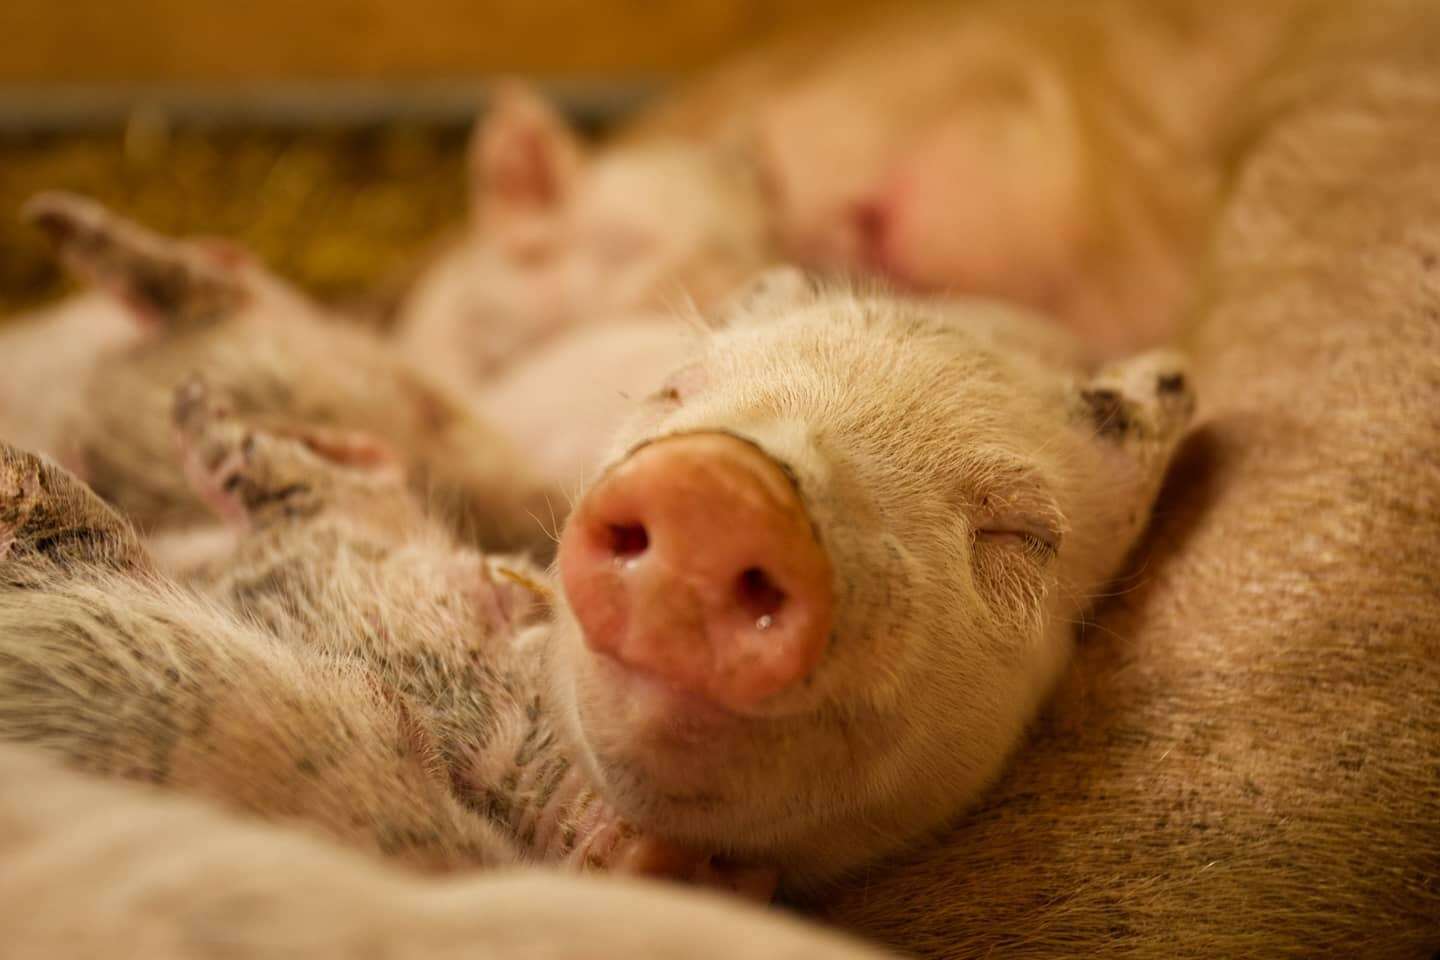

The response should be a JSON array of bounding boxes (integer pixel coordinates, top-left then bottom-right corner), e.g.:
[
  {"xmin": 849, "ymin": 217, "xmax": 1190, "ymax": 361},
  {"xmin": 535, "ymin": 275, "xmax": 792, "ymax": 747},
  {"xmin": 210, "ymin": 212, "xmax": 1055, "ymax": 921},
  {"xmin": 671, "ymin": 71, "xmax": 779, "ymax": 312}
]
[
  {"xmin": 0, "ymin": 293, "xmax": 140, "ymax": 460},
  {"xmin": 478, "ymin": 322, "xmax": 698, "ymax": 488}
]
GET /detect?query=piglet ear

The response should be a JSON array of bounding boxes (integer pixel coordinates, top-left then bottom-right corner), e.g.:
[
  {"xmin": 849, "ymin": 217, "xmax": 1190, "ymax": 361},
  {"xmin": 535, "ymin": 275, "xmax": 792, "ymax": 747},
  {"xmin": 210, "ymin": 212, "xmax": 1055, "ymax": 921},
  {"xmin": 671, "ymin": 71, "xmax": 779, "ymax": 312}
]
[
  {"xmin": 1077, "ymin": 350, "xmax": 1195, "ymax": 447},
  {"xmin": 469, "ymin": 83, "xmax": 583, "ymax": 231},
  {"xmin": 1075, "ymin": 349, "xmax": 1196, "ymax": 507},
  {"xmin": 23, "ymin": 191, "xmax": 249, "ymax": 332}
]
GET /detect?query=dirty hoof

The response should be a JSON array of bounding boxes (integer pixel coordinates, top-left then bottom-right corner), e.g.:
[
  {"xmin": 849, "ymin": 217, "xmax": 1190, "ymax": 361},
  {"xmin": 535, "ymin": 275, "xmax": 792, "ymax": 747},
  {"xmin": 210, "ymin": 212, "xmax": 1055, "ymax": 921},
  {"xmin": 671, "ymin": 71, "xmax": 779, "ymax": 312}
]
[{"xmin": 173, "ymin": 377, "xmax": 407, "ymax": 532}]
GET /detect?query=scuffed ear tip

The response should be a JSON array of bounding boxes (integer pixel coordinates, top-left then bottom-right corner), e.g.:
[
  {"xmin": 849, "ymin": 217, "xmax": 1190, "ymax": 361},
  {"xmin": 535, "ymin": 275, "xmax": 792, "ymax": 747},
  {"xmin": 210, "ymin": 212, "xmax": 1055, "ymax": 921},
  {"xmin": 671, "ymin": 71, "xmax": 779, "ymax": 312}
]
[
  {"xmin": 1082, "ymin": 347, "xmax": 1198, "ymax": 442},
  {"xmin": 1139, "ymin": 348, "xmax": 1196, "ymax": 419}
]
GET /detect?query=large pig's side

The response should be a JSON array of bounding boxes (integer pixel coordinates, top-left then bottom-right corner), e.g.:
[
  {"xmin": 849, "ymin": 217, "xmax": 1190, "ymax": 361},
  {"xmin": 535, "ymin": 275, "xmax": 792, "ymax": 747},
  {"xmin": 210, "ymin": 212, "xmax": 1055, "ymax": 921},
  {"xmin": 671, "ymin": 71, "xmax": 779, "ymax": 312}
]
[
  {"xmin": 806, "ymin": 3, "xmax": 1440, "ymax": 957},
  {"xmin": 0, "ymin": 744, "xmax": 891, "ymax": 960}
]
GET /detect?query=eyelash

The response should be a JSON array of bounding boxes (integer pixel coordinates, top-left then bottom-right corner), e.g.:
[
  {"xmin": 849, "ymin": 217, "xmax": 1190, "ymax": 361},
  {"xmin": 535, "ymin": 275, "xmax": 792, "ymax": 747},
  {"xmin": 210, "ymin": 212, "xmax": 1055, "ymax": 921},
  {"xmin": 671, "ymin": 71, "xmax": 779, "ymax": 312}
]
[{"xmin": 975, "ymin": 529, "xmax": 1058, "ymax": 563}]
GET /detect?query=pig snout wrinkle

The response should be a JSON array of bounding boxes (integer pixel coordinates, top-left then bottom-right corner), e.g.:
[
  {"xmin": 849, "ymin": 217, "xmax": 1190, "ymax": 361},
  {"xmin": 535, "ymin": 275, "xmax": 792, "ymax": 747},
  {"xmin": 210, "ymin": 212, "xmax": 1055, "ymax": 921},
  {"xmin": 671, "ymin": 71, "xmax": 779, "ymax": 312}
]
[{"xmin": 558, "ymin": 432, "xmax": 833, "ymax": 712}]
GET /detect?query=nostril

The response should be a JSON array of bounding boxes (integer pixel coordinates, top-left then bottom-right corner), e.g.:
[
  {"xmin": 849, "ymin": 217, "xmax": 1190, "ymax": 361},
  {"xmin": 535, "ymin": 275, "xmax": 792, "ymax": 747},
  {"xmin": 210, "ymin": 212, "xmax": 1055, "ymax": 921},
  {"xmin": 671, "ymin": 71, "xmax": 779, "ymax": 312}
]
[
  {"xmin": 736, "ymin": 567, "xmax": 786, "ymax": 626},
  {"xmin": 606, "ymin": 523, "xmax": 649, "ymax": 560}
]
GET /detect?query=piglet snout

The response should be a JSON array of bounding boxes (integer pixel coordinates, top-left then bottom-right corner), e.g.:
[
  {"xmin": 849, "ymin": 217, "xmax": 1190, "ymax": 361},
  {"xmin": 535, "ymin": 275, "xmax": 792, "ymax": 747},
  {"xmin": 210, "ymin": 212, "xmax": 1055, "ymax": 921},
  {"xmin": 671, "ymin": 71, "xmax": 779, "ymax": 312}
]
[{"xmin": 558, "ymin": 432, "xmax": 832, "ymax": 712}]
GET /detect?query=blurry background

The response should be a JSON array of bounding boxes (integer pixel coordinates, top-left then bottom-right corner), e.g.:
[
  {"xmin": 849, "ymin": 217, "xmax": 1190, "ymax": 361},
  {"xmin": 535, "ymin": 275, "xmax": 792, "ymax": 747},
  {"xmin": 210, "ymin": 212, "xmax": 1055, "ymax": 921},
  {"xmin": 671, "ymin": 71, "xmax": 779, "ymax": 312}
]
[{"xmin": 0, "ymin": 0, "xmax": 883, "ymax": 316}]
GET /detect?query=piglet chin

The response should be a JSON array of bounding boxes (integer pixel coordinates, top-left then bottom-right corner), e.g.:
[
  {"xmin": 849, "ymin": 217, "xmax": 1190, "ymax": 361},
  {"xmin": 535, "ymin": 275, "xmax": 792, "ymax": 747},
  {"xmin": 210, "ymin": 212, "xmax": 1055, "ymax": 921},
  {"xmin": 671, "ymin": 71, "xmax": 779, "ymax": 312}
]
[
  {"xmin": 589, "ymin": 651, "xmax": 758, "ymax": 730},
  {"xmin": 544, "ymin": 758, "xmax": 778, "ymax": 903},
  {"xmin": 566, "ymin": 811, "xmax": 779, "ymax": 904}
]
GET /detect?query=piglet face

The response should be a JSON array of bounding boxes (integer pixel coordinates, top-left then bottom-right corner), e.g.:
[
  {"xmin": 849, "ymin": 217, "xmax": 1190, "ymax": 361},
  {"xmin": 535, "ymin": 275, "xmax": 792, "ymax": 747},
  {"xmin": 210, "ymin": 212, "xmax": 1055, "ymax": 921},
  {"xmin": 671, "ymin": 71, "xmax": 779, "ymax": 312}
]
[
  {"xmin": 551, "ymin": 272, "xmax": 1194, "ymax": 890},
  {"xmin": 397, "ymin": 87, "xmax": 774, "ymax": 386}
]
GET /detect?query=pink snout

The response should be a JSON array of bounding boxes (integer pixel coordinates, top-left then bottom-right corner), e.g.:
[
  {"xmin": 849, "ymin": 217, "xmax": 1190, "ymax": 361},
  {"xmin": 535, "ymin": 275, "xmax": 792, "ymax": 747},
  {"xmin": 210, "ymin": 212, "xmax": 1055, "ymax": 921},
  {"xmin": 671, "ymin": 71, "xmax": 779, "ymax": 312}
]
[{"xmin": 558, "ymin": 432, "xmax": 833, "ymax": 713}]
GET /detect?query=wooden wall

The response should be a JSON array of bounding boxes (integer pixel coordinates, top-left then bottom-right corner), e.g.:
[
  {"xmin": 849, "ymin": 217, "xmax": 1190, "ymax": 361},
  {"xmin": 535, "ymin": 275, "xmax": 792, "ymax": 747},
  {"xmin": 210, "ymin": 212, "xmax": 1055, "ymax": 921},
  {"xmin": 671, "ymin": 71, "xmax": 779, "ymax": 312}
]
[{"xmin": 0, "ymin": 0, "xmax": 885, "ymax": 86}]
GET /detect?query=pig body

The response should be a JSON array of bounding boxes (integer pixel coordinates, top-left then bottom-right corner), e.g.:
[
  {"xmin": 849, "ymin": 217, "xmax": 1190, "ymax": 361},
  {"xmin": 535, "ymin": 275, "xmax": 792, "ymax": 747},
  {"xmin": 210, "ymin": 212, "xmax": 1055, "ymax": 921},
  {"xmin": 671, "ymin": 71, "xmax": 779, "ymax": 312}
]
[
  {"xmin": 22, "ymin": 193, "xmax": 557, "ymax": 558},
  {"xmin": 0, "ymin": 402, "xmax": 764, "ymax": 890},
  {"xmin": 477, "ymin": 319, "xmax": 700, "ymax": 486},
  {"xmin": 0, "ymin": 743, "xmax": 890, "ymax": 960},
  {"xmin": 0, "ymin": 427, "xmax": 522, "ymax": 872},
  {"xmin": 632, "ymin": 0, "xmax": 1323, "ymax": 355},
  {"xmin": 0, "ymin": 292, "xmax": 140, "ymax": 459}
]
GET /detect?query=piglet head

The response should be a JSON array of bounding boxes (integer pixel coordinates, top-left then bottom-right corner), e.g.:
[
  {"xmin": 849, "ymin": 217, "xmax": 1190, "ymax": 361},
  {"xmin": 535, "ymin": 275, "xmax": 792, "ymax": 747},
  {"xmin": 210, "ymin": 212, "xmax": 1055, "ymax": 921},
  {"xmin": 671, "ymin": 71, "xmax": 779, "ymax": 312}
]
[
  {"xmin": 396, "ymin": 84, "xmax": 775, "ymax": 384},
  {"xmin": 551, "ymin": 268, "xmax": 1195, "ymax": 893}
]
